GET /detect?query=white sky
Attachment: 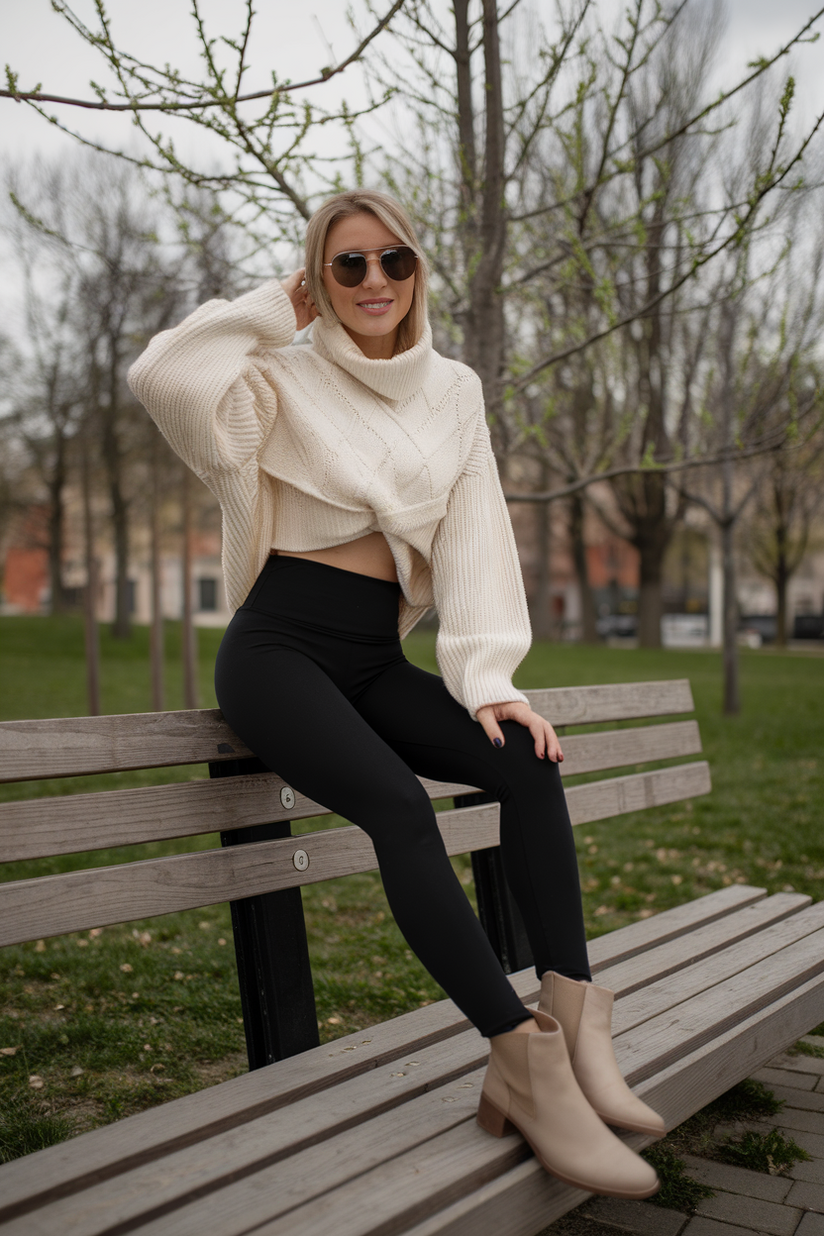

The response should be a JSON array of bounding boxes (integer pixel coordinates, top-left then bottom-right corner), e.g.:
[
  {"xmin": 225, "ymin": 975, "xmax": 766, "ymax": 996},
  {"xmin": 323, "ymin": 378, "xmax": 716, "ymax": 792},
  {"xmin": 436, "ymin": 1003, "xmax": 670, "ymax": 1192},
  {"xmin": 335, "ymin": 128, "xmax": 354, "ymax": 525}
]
[{"xmin": 2, "ymin": 0, "xmax": 823, "ymax": 166}]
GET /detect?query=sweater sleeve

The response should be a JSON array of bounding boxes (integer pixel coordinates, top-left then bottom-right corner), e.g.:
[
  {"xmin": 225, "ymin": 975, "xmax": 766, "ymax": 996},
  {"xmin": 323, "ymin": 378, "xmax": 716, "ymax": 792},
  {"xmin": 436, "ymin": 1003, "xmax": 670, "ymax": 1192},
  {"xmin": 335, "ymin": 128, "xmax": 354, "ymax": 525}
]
[
  {"xmin": 431, "ymin": 401, "xmax": 532, "ymax": 719},
  {"xmin": 127, "ymin": 280, "xmax": 297, "ymax": 479}
]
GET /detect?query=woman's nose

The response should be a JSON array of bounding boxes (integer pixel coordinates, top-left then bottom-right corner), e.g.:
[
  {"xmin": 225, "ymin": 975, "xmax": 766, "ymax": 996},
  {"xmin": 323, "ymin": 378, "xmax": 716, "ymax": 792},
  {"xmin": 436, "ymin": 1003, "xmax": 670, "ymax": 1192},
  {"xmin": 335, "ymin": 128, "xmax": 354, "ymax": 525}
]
[{"xmin": 361, "ymin": 257, "xmax": 387, "ymax": 290}]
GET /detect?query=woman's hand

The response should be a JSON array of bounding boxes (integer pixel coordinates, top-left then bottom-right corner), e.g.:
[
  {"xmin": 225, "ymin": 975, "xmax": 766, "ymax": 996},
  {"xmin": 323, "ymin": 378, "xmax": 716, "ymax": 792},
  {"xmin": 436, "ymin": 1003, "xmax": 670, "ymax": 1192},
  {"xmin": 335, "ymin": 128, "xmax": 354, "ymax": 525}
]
[
  {"xmin": 475, "ymin": 702, "xmax": 564, "ymax": 762},
  {"xmin": 281, "ymin": 268, "xmax": 318, "ymax": 331}
]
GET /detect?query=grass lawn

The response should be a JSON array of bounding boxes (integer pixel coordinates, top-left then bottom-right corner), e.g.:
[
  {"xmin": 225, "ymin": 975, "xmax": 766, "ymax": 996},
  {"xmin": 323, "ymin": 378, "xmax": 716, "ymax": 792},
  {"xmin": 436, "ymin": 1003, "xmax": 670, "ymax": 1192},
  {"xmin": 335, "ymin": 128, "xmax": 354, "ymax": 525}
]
[{"xmin": 1, "ymin": 615, "xmax": 822, "ymax": 1163}]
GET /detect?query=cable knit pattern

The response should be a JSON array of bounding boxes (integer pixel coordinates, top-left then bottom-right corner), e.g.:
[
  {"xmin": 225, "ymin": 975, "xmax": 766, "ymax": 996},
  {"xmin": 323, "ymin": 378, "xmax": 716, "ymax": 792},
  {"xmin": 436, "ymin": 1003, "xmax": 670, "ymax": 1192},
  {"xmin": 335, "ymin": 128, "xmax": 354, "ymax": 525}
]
[{"xmin": 128, "ymin": 279, "xmax": 531, "ymax": 717}]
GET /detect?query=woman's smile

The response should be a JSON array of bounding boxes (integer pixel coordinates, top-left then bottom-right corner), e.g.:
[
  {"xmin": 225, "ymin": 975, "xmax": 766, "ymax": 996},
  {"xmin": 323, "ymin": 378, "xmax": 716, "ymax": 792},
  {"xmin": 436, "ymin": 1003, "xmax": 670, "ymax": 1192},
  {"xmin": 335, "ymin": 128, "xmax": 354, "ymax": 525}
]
[{"xmin": 357, "ymin": 298, "xmax": 394, "ymax": 315}]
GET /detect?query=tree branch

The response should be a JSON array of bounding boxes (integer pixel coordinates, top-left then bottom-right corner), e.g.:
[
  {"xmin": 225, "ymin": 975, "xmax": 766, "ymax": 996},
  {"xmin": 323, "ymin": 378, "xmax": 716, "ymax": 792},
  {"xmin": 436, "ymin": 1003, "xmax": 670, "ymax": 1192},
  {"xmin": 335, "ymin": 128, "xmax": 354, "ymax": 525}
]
[
  {"xmin": 2, "ymin": 0, "xmax": 407, "ymax": 112},
  {"xmin": 503, "ymin": 437, "xmax": 791, "ymax": 503}
]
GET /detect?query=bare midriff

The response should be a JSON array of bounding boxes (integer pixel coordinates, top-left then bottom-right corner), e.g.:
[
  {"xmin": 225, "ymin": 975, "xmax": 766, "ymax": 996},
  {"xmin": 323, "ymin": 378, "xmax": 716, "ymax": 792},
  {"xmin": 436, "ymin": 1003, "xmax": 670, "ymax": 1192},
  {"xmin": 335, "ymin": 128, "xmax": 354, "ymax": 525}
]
[{"xmin": 275, "ymin": 530, "xmax": 399, "ymax": 582}]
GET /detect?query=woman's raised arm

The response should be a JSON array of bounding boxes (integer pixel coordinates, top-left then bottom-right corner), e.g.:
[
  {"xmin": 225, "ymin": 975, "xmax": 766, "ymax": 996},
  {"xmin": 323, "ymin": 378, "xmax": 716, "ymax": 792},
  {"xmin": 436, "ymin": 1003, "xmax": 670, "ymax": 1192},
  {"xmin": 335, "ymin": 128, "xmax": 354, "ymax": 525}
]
[{"xmin": 128, "ymin": 278, "xmax": 298, "ymax": 479}]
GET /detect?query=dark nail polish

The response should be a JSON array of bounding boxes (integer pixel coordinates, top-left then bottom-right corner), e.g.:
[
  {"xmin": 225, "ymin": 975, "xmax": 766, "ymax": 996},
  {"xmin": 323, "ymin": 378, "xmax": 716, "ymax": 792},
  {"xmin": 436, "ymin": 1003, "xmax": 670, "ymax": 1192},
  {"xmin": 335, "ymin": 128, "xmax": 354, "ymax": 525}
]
[{"xmin": 493, "ymin": 737, "xmax": 503, "ymax": 748}]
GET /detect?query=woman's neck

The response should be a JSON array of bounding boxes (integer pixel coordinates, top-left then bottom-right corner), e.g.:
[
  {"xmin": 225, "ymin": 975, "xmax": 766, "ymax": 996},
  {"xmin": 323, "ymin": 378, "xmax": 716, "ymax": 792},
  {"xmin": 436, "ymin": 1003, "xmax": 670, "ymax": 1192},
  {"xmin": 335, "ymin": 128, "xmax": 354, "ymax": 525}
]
[{"xmin": 342, "ymin": 323, "xmax": 399, "ymax": 360}]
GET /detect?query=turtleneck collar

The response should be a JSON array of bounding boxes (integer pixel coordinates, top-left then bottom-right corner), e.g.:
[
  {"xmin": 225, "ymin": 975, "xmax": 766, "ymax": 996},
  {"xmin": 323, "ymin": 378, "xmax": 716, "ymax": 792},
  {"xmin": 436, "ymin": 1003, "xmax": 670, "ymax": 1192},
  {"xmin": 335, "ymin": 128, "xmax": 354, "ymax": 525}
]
[{"xmin": 311, "ymin": 315, "xmax": 433, "ymax": 403}]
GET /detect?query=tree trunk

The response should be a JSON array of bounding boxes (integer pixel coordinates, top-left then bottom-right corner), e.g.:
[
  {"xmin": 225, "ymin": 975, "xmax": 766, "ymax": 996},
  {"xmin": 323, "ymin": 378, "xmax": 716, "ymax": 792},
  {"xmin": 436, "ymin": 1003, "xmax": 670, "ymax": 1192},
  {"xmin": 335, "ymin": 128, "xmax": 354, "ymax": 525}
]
[
  {"xmin": 462, "ymin": 0, "xmax": 507, "ymax": 432},
  {"xmin": 150, "ymin": 434, "xmax": 165, "ymax": 711},
  {"xmin": 101, "ymin": 388, "xmax": 131, "ymax": 639},
  {"xmin": 569, "ymin": 494, "xmax": 599, "ymax": 643},
  {"xmin": 633, "ymin": 472, "xmax": 670, "ymax": 649},
  {"xmin": 721, "ymin": 515, "xmax": 740, "ymax": 715},
  {"xmin": 181, "ymin": 466, "xmax": 199, "ymax": 710},
  {"xmin": 774, "ymin": 518, "xmax": 789, "ymax": 648},
  {"xmin": 47, "ymin": 430, "xmax": 68, "ymax": 614},
  {"xmin": 531, "ymin": 493, "xmax": 553, "ymax": 641},
  {"xmin": 81, "ymin": 434, "xmax": 101, "ymax": 716}
]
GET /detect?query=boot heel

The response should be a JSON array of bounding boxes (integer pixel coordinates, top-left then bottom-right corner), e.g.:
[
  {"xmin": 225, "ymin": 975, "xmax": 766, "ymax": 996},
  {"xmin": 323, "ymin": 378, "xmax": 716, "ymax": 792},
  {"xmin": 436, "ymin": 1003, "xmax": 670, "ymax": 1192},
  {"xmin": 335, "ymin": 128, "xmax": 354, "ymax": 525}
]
[{"xmin": 477, "ymin": 1092, "xmax": 516, "ymax": 1137}]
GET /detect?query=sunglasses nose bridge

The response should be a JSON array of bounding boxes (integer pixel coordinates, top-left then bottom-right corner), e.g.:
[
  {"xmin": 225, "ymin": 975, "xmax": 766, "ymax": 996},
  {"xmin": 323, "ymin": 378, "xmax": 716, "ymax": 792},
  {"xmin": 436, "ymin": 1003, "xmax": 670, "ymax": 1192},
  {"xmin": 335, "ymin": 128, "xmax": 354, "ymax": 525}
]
[{"xmin": 360, "ymin": 254, "xmax": 388, "ymax": 287}]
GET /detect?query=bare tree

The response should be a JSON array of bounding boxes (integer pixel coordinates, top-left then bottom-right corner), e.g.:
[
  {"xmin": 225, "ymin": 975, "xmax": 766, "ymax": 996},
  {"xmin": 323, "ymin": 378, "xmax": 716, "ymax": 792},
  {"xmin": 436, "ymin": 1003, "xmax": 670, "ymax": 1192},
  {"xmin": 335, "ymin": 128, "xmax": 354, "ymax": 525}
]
[
  {"xmin": 364, "ymin": 0, "xmax": 824, "ymax": 641},
  {"xmin": 748, "ymin": 422, "xmax": 824, "ymax": 647},
  {"xmin": 674, "ymin": 200, "xmax": 824, "ymax": 709}
]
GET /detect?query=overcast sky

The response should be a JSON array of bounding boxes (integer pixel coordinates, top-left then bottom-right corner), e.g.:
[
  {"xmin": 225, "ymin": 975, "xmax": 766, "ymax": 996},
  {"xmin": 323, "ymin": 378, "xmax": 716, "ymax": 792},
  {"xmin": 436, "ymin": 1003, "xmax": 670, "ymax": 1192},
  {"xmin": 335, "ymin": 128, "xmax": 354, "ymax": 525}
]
[{"xmin": 2, "ymin": 1, "xmax": 823, "ymax": 165}]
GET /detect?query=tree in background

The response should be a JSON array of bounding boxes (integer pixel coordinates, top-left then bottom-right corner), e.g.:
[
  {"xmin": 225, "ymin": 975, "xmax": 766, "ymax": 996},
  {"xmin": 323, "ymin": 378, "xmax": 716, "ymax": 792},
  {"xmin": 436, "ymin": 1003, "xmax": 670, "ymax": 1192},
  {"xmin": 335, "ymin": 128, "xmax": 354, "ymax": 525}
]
[
  {"xmin": 747, "ymin": 425, "xmax": 824, "ymax": 648},
  {"xmin": 673, "ymin": 189, "xmax": 824, "ymax": 711},
  {"xmin": 364, "ymin": 0, "xmax": 824, "ymax": 644}
]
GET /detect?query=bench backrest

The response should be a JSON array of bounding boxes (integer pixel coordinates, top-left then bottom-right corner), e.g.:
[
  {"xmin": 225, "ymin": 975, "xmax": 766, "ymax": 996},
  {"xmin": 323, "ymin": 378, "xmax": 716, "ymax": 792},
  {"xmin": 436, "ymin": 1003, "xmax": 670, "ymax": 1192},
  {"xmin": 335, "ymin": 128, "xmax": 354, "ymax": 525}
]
[{"xmin": 0, "ymin": 680, "xmax": 710, "ymax": 950}]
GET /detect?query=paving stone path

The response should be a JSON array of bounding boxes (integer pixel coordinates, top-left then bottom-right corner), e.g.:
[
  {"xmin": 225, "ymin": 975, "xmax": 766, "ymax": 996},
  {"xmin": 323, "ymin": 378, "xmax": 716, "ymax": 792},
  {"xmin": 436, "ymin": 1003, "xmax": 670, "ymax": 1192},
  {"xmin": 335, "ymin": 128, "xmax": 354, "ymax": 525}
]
[{"xmin": 541, "ymin": 1038, "xmax": 824, "ymax": 1236}]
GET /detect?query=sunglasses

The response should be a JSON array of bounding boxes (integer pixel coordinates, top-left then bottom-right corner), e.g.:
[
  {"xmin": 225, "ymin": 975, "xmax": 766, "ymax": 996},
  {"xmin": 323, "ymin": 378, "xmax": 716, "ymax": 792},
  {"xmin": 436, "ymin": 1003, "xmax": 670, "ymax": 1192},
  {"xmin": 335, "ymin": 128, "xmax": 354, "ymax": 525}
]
[{"xmin": 323, "ymin": 246, "xmax": 418, "ymax": 288}]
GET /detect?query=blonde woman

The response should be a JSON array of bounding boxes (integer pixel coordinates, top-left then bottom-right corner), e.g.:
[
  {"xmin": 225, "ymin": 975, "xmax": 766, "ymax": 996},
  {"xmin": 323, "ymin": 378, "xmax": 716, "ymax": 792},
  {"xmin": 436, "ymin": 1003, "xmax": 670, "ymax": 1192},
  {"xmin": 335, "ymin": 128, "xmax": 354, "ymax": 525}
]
[{"xmin": 129, "ymin": 189, "xmax": 664, "ymax": 1199}]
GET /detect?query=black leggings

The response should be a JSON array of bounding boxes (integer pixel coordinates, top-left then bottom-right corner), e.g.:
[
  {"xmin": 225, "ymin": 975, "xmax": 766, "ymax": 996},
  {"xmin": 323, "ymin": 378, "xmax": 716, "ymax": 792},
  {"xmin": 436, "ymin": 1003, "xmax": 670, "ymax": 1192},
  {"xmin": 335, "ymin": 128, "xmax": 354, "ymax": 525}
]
[{"xmin": 215, "ymin": 555, "xmax": 590, "ymax": 1038}]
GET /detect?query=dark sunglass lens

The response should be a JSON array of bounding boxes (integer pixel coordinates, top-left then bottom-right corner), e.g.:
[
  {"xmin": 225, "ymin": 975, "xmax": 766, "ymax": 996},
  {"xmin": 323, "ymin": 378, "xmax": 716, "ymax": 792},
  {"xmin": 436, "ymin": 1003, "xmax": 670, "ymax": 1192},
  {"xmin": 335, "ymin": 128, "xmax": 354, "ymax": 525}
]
[
  {"xmin": 332, "ymin": 253, "xmax": 368, "ymax": 287},
  {"xmin": 380, "ymin": 247, "xmax": 417, "ymax": 281}
]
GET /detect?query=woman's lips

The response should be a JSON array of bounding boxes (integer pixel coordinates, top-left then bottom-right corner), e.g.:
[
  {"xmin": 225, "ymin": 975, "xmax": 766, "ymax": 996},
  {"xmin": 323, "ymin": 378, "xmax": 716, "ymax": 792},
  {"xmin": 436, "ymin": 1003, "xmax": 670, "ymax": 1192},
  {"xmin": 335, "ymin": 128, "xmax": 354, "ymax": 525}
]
[{"xmin": 357, "ymin": 299, "xmax": 394, "ymax": 315}]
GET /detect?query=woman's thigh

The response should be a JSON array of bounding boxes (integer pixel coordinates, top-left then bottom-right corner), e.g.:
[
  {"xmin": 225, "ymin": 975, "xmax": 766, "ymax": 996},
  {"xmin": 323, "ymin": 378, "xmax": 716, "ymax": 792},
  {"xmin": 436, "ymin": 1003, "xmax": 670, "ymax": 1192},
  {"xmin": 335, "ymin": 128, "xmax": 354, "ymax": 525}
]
[
  {"xmin": 215, "ymin": 626, "xmax": 435, "ymax": 837},
  {"xmin": 355, "ymin": 658, "xmax": 555, "ymax": 798}
]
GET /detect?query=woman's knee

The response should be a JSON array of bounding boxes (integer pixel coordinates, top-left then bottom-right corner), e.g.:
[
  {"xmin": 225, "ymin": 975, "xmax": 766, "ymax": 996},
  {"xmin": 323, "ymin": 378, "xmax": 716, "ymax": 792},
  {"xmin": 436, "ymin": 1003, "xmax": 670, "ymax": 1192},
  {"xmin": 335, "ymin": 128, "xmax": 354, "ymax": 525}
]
[{"xmin": 361, "ymin": 775, "xmax": 442, "ymax": 849}]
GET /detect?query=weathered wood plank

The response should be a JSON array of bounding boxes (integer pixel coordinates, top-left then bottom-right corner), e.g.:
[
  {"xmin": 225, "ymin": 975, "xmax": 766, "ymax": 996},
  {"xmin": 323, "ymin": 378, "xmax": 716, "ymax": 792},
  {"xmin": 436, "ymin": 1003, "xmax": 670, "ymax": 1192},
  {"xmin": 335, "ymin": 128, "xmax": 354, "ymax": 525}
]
[
  {"xmin": 561, "ymin": 720, "xmax": 701, "ymax": 775},
  {"xmin": 609, "ymin": 902, "xmax": 824, "ymax": 1043},
  {"xmin": 0, "ymin": 723, "xmax": 700, "ymax": 861},
  {"xmin": 0, "ymin": 764, "xmax": 710, "ymax": 945},
  {"xmin": 637, "ymin": 970, "xmax": 824, "ymax": 1134},
  {"xmin": 0, "ymin": 1049, "xmax": 491, "ymax": 1236},
  {"xmin": 578, "ymin": 884, "xmax": 766, "ymax": 971},
  {"xmin": 402, "ymin": 975, "xmax": 824, "ymax": 1236},
  {"xmin": 185, "ymin": 956, "xmax": 824, "ymax": 1236},
  {"xmin": 12, "ymin": 898, "xmax": 812, "ymax": 1236},
  {"xmin": 0, "ymin": 711, "xmax": 251, "ymax": 784},
  {"xmin": 595, "ymin": 892, "xmax": 810, "ymax": 998},
  {"xmin": 617, "ymin": 926, "xmax": 824, "ymax": 1085},
  {"xmin": 565, "ymin": 760, "xmax": 710, "ymax": 826},
  {"xmin": 525, "ymin": 679, "xmax": 694, "ymax": 726},
  {"xmin": 0, "ymin": 888, "xmax": 768, "ymax": 1221},
  {"xmin": 0, "ymin": 680, "xmax": 695, "ymax": 785},
  {"xmin": 611, "ymin": 899, "xmax": 824, "ymax": 1031},
  {"xmin": 0, "ymin": 774, "xmax": 479, "ymax": 864}
]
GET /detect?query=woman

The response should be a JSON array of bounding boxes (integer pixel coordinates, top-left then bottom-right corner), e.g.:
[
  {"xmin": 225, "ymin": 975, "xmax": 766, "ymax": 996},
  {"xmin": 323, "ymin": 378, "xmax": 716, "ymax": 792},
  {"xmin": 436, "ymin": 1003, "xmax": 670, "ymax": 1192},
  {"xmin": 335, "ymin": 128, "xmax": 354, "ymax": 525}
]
[{"xmin": 129, "ymin": 189, "xmax": 664, "ymax": 1199}]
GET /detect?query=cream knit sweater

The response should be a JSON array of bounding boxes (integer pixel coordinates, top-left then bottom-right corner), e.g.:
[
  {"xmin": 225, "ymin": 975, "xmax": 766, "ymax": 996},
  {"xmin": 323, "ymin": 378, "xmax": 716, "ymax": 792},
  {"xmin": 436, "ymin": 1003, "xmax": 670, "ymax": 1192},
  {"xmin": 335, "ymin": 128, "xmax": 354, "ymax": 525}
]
[{"xmin": 128, "ymin": 279, "xmax": 531, "ymax": 718}]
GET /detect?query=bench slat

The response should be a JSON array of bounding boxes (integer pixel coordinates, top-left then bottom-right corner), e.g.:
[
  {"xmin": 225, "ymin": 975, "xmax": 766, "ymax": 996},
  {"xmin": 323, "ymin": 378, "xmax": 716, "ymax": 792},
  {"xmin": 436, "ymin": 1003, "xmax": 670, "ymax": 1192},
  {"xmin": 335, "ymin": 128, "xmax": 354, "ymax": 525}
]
[
  {"xmin": 0, "ymin": 682, "xmax": 695, "ymax": 785},
  {"xmin": 597, "ymin": 891, "xmax": 810, "ymax": 997},
  {"xmin": 528, "ymin": 679, "xmax": 695, "ymax": 726},
  {"xmin": 0, "ymin": 722, "xmax": 701, "ymax": 862},
  {"xmin": 618, "ymin": 924, "xmax": 824, "ymax": 1085},
  {"xmin": 173, "ymin": 932, "xmax": 824, "ymax": 1236},
  {"xmin": 0, "ymin": 711, "xmax": 254, "ymax": 784},
  {"xmin": 1, "ymin": 895, "xmax": 805, "ymax": 1236},
  {"xmin": 402, "ymin": 974, "xmax": 824, "ymax": 1236},
  {"xmin": 0, "ymin": 775, "xmax": 477, "ymax": 864},
  {"xmin": 0, "ymin": 887, "xmax": 768, "ymax": 1222},
  {"xmin": 0, "ymin": 764, "xmax": 710, "ymax": 945},
  {"xmin": 185, "ymin": 934, "xmax": 824, "ymax": 1236},
  {"xmin": 610, "ymin": 902, "xmax": 824, "ymax": 1039}
]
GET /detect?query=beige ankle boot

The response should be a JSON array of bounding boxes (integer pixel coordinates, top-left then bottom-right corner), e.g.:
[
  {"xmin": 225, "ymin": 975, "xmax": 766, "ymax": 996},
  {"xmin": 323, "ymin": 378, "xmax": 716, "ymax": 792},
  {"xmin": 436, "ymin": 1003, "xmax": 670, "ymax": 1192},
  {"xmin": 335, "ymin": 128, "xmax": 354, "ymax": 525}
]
[
  {"xmin": 539, "ymin": 972, "xmax": 666, "ymax": 1137},
  {"xmin": 477, "ymin": 1009, "xmax": 659, "ymax": 1199}
]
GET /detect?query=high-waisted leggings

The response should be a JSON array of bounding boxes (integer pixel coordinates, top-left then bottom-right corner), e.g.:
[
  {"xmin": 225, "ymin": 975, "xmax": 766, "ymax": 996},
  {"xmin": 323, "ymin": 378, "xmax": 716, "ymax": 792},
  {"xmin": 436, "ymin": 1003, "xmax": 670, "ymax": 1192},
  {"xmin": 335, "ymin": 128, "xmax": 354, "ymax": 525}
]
[{"xmin": 214, "ymin": 555, "xmax": 591, "ymax": 1038}]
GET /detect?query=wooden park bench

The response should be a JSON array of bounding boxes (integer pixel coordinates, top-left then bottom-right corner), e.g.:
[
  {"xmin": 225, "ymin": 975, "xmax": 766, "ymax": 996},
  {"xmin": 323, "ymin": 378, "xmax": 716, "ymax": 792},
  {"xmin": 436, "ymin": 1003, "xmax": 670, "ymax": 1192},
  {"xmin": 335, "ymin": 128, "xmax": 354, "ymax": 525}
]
[{"xmin": 1, "ymin": 677, "xmax": 823, "ymax": 1236}]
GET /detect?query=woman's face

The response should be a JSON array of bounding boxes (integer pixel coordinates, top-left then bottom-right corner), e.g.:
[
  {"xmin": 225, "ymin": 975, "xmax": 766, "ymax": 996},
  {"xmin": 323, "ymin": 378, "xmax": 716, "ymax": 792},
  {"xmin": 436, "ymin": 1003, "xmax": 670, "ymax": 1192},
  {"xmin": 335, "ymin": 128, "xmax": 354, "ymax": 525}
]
[{"xmin": 321, "ymin": 212, "xmax": 415, "ymax": 359}]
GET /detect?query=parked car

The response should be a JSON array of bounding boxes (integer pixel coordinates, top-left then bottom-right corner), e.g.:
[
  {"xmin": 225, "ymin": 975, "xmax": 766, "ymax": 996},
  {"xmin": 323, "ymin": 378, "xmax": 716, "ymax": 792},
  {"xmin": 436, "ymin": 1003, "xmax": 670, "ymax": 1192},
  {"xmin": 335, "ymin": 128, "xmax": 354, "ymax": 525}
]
[{"xmin": 794, "ymin": 614, "xmax": 824, "ymax": 639}]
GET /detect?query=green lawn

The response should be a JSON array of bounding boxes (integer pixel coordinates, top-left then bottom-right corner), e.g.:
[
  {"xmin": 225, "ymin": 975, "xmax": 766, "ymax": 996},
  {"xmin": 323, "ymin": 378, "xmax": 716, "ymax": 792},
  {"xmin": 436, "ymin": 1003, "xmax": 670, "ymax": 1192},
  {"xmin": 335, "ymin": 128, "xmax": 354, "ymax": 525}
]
[{"xmin": 1, "ymin": 615, "xmax": 822, "ymax": 1163}]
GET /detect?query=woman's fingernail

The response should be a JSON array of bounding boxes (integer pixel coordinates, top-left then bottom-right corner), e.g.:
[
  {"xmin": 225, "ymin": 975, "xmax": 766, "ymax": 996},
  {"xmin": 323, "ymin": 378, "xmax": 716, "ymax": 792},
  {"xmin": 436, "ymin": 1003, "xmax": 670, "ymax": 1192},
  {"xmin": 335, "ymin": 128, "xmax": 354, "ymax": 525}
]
[{"xmin": 493, "ymin": 737, "xmax": 503, "ymax": 748}]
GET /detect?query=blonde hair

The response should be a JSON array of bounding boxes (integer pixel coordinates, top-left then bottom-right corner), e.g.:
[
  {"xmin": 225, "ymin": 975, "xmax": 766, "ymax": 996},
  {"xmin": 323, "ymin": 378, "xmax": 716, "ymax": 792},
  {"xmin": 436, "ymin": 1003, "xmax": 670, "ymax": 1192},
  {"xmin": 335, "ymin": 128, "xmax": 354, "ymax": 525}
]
[{"xmin": 304, "ymin": 189, "xmax": 428, "ymax": 355}]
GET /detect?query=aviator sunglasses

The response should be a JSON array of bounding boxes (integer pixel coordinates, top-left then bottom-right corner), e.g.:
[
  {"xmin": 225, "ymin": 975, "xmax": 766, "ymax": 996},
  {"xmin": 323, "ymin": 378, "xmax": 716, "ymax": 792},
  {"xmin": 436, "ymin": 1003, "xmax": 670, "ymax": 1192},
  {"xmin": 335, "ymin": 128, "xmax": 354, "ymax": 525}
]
[{"xmin": 323, "ymin": 245, "xmax": 418, "ymax": 288}]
